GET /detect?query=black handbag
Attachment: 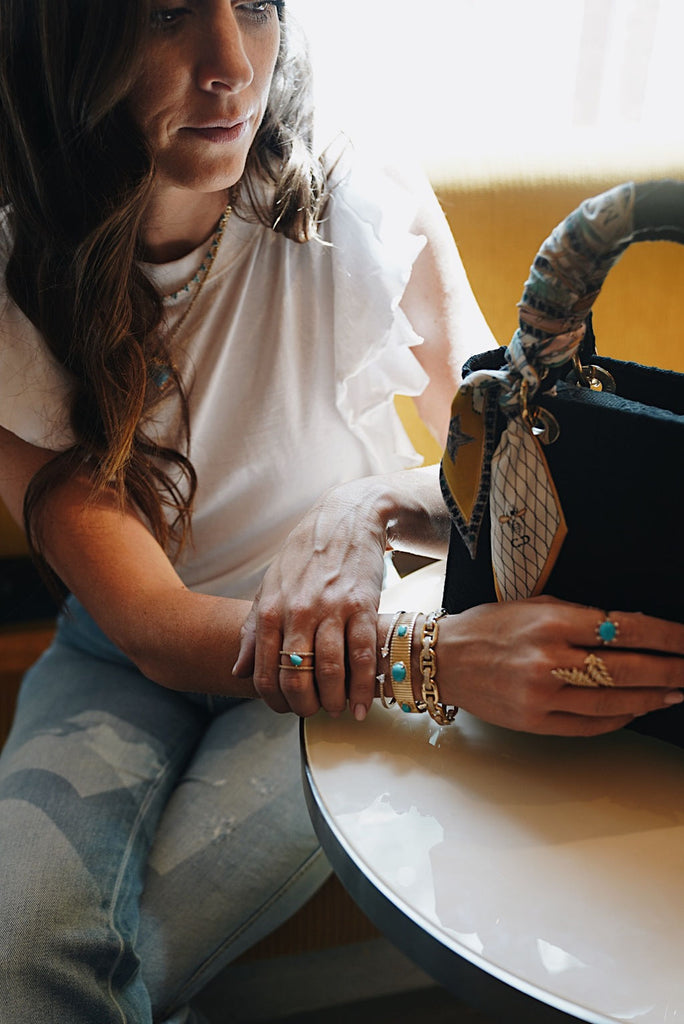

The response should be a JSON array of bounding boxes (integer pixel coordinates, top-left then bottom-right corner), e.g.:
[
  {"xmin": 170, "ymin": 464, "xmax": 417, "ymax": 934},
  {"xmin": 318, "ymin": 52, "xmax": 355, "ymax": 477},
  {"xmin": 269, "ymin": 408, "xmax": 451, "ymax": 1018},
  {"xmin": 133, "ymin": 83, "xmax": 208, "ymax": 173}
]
[{"xmin": 440, "ymin": 180, "xmax": 684, "ymax": 746}]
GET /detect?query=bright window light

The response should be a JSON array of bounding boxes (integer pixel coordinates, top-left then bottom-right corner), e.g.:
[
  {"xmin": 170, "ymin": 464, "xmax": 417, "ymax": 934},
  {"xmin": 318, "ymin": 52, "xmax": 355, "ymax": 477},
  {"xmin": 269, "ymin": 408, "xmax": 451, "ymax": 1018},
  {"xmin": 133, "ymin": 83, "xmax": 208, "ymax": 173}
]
[{"xmin": 288, "ymin": 0, "xmax": 684, "ymax": 183}]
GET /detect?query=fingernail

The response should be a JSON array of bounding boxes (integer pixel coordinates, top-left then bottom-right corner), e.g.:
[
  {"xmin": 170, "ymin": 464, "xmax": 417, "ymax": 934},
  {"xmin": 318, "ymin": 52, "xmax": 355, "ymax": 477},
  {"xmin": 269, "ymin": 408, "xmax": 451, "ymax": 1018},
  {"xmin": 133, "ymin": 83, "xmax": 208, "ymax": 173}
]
[
  {"xmin": 231, "ymin": 663, "xmax": 238, "ymax": 676},
  {"xmin": 353, "ymin": 703, "xmax": 367, "ymax": 723},
  {"xmin": 663, "ymin": 691, "xmax": 684, "ymax": 705},
  {"xmin": 328, "ymin": 710, "xmax": 341, "ymax": 719}
]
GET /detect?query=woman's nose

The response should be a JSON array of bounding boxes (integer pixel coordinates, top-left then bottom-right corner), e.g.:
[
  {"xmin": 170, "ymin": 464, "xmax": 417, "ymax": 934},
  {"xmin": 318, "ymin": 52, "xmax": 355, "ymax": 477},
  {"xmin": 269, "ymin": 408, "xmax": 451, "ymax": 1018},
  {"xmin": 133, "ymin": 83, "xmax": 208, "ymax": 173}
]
[{"xmin": 196, "ymin": 11, "xmax": 254, "ymax": 93}]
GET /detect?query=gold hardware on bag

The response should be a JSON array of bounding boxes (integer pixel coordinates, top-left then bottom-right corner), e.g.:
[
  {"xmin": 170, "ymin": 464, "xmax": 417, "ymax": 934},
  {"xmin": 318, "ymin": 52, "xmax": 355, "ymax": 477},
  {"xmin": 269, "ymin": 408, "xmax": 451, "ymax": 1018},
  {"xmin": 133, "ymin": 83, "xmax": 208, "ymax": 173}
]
[
  {"xmin": 570, "ymin": 355, "xmax": 616, "ymax": 393},
  {"xmin": 520, "ymin": 380, "xmax": 560, "ymax": 445}
]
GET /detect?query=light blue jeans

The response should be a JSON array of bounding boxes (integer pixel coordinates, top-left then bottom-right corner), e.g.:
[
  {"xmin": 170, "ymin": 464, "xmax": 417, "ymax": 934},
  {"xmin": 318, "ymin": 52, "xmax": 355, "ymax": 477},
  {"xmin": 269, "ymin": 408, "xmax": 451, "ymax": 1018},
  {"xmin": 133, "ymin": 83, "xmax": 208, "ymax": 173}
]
[{"xmin": 0, "ymin": 597, "xmax": 329, "ymax": 1023}]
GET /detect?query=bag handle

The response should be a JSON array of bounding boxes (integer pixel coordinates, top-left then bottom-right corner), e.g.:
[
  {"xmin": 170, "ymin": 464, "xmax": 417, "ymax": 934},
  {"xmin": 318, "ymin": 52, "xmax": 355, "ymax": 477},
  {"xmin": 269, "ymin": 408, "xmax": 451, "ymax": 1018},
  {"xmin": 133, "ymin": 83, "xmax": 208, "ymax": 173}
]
[
  {"xmin": 501, "ymin": 179, "xmax": 684, "ymax": 416},
  {"xmin": 633, "ymin": 179, "xmax": 684, "ymax": 242}
]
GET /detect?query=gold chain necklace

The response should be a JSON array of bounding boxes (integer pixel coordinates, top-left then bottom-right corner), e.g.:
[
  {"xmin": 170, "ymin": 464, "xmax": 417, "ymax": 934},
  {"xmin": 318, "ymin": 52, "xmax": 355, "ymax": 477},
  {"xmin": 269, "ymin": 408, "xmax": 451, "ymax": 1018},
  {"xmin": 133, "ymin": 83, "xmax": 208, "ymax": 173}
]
[{"xmin": 152, "ymin": 204, "xmax": 232, "ymax": 392}]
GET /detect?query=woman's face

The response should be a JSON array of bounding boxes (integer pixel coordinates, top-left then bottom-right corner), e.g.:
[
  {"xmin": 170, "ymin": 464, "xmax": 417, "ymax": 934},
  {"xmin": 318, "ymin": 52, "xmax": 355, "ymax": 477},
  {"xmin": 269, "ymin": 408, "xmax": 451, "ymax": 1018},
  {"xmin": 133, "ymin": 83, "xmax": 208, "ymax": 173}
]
[{"xmin": 129, "ymin": 1, "xmax": 282, "ymax": 199}]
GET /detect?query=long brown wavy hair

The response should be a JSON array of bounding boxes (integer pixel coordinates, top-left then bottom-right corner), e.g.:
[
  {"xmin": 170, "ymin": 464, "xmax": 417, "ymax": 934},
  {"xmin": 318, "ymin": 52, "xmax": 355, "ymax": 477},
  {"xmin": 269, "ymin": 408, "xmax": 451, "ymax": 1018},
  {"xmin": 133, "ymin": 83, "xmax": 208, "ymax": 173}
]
[{"xmin": 0, "ymin": 0, "xmax": 326, "ymax": 589}]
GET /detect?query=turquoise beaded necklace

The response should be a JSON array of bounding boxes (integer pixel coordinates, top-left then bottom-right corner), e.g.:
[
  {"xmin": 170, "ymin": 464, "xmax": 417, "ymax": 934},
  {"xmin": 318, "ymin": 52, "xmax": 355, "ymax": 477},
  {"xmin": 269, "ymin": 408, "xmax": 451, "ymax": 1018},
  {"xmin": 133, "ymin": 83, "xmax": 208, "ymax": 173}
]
[
  {"xmin": 165, "ymin": 204, "xmax": 232, "ymax": 303},
  {"xmin": 152, "ymin": 204, "xmax": 232, "ymax": 393}
]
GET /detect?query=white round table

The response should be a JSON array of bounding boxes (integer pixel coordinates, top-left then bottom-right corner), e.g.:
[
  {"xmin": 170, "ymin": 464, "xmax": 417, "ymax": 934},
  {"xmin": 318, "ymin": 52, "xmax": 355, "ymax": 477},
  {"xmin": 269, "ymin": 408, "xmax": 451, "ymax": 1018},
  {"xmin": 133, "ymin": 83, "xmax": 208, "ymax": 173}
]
[{"xmin": 301, "ymin": 563, "xmax": 684, "ymax": 1023}]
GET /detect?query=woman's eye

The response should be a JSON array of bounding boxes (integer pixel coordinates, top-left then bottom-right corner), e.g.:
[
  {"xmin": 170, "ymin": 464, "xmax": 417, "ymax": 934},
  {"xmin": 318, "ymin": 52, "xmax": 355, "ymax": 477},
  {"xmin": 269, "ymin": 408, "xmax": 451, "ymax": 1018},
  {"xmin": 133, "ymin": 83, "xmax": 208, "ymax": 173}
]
[
  {"xmin": 150, "ymin": 7, "xmax": 190, "ymax": 30},
  {"xmin": 235, "ymin": 1, "xmax": 283, "ymax": 23}
]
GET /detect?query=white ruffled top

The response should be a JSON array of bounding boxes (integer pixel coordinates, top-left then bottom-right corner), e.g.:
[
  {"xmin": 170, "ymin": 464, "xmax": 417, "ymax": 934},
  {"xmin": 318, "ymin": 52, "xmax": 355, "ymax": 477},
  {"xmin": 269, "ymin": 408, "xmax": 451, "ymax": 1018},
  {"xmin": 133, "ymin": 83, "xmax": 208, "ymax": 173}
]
[{"xmin": 0, "ymin": 147, "xmax": 430, "ymax": 599}]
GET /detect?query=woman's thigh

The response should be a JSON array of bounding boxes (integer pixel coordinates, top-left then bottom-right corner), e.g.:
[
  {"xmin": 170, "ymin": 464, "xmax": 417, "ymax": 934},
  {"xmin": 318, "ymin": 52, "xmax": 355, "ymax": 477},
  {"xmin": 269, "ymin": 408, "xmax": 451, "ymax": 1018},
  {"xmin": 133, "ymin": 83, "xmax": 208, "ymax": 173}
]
[
  {"xmin": 0, "ymin": 600, "xmax": 328, "ymax": 1022},
  {"xmin": 137, "ymin": 700, "xmax": 330, "ymax": 1019},
  {"xmin": 0, "ymin": 624, "xmax": 209, "ymax": 1024}
]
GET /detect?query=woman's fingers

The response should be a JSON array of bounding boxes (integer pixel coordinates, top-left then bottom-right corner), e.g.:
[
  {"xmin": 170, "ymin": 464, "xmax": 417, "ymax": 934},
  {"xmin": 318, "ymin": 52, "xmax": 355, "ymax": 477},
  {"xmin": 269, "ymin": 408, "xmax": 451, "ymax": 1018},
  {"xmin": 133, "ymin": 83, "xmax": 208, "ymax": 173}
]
[
  {"xmin": 280, "ymin": 605, "xmax": 379, "ymax": 719},
  {"xmin": 278, "ymin": 642, "xmax": 321, "ymax": 718},
  {"xmin": 554, "ymin": 682, "xmax": 683, "ymax": 719},
  {"xmin": 345, "ymin": 610, "xmax": 380, "ymax": 722},
  {"xmin": 251, "ymin": 600, "xmax": 291, "ymax": 713},
  {"xmin": 438, "ymin": 600, "xmax": 684, "ymax": 738},
  {"xmin": 547, "ymin": 644, "xmax": 683, "ymax": 721},
  {"xmin": 550, "ymin": 647, "xmax": 684, "ymax": 689},
  {"xmin": 523, "ymin": 599, "xmax": 684, "ymax": 657},
  {"xmin": 574, "ymin": 606, "xmax": 684, "ymax": 655},
  {"xmin": 250, "ymin": 596, "xmax": 373, "ymax": 719},
  {"xmin": 312, "ymin": 621, "xmax": 349, "ymax": 717}
]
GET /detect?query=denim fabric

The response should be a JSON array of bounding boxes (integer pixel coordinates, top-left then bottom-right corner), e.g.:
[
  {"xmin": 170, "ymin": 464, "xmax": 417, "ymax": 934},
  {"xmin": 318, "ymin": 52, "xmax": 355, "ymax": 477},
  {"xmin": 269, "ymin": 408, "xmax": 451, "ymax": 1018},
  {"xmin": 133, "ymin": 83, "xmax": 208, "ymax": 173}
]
[{"xmin": 0, "ymin": 597, "xmax": 329, "ymax": 1023}]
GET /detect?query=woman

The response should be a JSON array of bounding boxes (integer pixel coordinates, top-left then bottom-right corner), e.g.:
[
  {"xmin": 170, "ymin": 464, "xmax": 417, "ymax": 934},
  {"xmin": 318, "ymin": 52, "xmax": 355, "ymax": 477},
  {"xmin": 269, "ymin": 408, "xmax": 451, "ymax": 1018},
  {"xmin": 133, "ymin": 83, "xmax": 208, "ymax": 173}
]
[
  {"xmin": 0, "ymin": 1, "xmax": 483, "ymax": 1020},
  {"xmin": 0, "ymin": 3, "xmax": 682, "ymax": 1023}
]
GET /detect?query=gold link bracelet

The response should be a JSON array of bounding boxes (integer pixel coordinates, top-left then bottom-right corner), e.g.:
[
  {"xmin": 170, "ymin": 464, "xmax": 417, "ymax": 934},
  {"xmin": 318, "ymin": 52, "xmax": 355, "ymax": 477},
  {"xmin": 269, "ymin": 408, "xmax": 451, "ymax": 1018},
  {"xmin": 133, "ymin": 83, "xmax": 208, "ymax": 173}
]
[{"xmin": 420, "ymin": 610, "xmax": 458, "ymax": 725}]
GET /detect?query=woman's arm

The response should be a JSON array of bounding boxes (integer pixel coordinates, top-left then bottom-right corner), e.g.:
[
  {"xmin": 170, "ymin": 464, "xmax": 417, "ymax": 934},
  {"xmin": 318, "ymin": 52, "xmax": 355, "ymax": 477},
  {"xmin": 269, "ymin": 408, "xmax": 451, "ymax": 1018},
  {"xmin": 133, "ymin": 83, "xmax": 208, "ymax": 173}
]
[
  {"xmin": 235, "ymin": 174, "xmax": 489, "ymax": 717},
  {"xmin": 0, "ymin": 425, "xmax": 255, "ymax": 696}
]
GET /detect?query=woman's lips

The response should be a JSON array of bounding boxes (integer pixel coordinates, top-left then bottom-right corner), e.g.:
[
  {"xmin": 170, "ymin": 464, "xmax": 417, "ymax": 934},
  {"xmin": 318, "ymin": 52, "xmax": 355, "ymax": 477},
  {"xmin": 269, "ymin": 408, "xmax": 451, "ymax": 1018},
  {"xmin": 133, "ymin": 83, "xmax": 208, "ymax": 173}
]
[{"xmin": 182, "ymin": 121, "xmax": 249, "ymax": 144}]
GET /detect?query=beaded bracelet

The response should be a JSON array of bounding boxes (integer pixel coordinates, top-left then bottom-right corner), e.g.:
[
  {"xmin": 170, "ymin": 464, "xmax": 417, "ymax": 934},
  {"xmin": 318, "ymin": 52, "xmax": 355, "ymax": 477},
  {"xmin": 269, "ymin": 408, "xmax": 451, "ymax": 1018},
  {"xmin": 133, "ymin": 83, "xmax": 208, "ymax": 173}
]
[
  {"xmin": 420, "ymin": 609, "xmax": 458, "ymax": 725},
  {"xmin": 389, "ymin": 612, "xmax": 426, "ymax": 714}
]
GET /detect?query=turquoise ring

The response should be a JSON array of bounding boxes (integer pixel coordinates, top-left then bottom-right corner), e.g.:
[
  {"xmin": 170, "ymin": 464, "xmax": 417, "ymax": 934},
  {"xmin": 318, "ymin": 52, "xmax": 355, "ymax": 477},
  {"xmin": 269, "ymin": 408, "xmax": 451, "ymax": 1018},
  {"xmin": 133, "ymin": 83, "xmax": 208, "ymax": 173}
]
[
  {"xmin": 279, "ymin": 650, "xmax": 315, "ymax": 671},
  {"xmin": 596, "ymin": 615, "xmax": 619, "ymax": 646}
]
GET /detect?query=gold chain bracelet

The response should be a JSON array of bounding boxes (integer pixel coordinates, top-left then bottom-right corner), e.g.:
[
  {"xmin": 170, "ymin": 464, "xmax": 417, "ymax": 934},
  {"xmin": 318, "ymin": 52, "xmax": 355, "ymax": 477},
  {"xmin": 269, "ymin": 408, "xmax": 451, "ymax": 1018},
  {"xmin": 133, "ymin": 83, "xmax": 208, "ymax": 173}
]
[{"xmin": 420, "ymin": 609, "xmax": 457, "ymax": 725}]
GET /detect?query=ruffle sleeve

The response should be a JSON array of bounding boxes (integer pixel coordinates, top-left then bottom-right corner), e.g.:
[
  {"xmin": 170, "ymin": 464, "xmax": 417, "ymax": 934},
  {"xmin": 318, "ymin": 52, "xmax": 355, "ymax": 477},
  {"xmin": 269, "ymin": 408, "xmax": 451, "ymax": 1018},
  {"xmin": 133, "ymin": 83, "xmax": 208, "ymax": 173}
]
[
  {"xmin": 0, "ymin": 215, "xmax": 74, "ymax": 451},
  {"xmin": 323, "ymin": 146, "xmax": 430, "ymax": 473}
]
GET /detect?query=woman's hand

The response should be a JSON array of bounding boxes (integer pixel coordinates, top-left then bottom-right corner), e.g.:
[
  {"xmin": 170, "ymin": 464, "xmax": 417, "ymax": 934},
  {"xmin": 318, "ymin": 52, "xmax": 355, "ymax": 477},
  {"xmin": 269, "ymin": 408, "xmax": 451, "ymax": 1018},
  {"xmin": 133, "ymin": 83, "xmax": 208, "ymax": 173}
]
[
  {"xmin": 233, "ymin": 479, "xmax": 391, "ymax": 719},
  {"xmin": 431, "ymin": 598, "xmax": 684, "ymax": 736}
]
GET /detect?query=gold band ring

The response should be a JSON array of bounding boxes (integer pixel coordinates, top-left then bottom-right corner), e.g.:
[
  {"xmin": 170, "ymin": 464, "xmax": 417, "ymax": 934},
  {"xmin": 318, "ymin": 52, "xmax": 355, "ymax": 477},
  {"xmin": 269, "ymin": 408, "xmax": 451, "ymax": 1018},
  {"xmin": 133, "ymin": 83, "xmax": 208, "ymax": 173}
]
[
  {"xmin": 551, "ymin": 653, "xmax": 614, "ymax": 688},
  {"xmin": 279, "ymin": 650, "xmax": 315, "ymax": 671}
]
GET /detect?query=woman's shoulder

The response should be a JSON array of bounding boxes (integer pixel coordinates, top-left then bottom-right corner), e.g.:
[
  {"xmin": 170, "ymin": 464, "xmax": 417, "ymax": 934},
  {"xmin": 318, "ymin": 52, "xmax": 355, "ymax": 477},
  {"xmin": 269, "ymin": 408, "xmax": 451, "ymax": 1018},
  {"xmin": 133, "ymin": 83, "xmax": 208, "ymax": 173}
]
[{"xmin": 321, "ymin": 136, "xmax": 431, "ymax": 239}]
